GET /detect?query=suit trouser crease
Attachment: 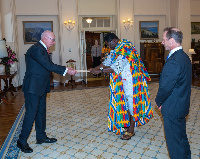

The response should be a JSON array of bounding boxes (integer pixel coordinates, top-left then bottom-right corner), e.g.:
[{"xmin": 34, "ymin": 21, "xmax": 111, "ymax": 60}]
[
  {"xmin": 163, "ymin": 115, "xmax": 191, "ymax": 159},
  {"xmin": 18, "ymin": 92, "xmax": 47, "ymax": 144}
]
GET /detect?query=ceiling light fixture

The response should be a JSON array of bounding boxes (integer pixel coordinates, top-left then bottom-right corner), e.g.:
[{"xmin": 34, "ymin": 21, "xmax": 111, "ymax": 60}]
[{"xmin": 86, "ymin": 18, "xmax": 92, "ymax": 24}]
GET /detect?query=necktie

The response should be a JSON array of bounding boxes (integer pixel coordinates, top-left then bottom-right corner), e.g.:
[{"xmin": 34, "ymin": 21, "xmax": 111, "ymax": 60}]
[
  {"xmin": 166, "ymin": 55, "xmax": 170, "ymax": 60},
  {"xmin": 47, "ymin": 49, "xmax": 49, "ymax": 55}
]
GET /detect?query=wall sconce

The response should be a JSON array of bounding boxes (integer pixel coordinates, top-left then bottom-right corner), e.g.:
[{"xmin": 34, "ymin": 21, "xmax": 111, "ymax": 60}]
[
  {"xmin": 123, "ymin": 19, "xmax": 133, "ymax": 32},
  {"xmin": 86, "ymin": 18, "xmax": 92, "ymax": 24},
  {"xmin": 64, "ymin": 20, "xmax": 75, "ymax": 31}
]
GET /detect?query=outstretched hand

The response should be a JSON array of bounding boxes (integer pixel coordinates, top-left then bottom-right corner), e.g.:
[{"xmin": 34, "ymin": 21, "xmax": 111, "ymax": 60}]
[
  {"xmin": 67, "ymin": 67, "xmax": 77, "ymax": 75},
  {"xmin": 88, "ymin": 68, "xmax": 101, "ymax": 75}
]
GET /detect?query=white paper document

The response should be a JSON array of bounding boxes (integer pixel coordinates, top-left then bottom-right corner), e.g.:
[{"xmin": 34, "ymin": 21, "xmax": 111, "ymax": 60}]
[{"xmin": 76, "ymin": 70, "xmax": 90, "ymax": 73}]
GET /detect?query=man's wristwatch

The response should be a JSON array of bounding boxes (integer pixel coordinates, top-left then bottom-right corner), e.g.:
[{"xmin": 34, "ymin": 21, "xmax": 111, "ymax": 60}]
[{"xmin": 100, "ymin": 67, "xmax": 103, "ymax": 73}]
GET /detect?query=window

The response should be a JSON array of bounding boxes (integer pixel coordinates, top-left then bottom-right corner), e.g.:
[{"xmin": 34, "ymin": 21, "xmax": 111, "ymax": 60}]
[{"xmin": 82, "ymin": 17, "xmax": 111, "ymax": 29}]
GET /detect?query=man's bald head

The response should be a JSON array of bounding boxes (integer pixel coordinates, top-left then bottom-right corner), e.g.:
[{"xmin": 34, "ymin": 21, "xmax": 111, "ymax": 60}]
[{"xmin": 40, "ymin": 30, "xmax": 55, "ymax": 49}]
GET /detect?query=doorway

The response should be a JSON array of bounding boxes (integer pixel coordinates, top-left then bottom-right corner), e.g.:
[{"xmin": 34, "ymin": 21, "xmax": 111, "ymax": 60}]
[
  {"xmin": 85, "ymin": 31, "xmax": 111, "ymax": 69},
  {"xmin": 80, "ymin": 31, "xmax": 112, "ymax": 81},
  {"xmin": 85, "ymin": 31, "xmax": 101, "ymax": 69}
]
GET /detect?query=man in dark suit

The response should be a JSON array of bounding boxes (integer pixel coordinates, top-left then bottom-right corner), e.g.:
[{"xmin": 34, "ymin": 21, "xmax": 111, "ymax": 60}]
[
  {"xmin": 155, "ymin": 27, "xmax": 191, "ymax": 159},
  {"xmin": 17, "ymin": 30, "xmax": 77, "ymax": 153}
]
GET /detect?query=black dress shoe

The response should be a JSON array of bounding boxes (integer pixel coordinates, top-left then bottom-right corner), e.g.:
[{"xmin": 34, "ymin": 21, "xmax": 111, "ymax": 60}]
[
  {"xmin": 36, "ymin": 137, "xmax": 57, "ymax": 144},
  {"xmin": 17, "ymin": 141, "xmax": 33, "ymax": 153}
]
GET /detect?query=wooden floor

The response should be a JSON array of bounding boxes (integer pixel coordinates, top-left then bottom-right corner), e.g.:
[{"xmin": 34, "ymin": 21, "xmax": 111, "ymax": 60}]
[{"xmin": 0, "ymin": 76, "xmax": 200, "ymax": 148}]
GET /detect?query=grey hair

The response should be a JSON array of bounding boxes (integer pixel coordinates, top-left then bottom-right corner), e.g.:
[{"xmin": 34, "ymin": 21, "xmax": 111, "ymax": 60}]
[
  {"xmin": 41, "ymin": 30, "xmax": 52, "ymax": 39},
  {"xmin": 163, "ymin": 27, "xmax": 183, "ymax": 44}
]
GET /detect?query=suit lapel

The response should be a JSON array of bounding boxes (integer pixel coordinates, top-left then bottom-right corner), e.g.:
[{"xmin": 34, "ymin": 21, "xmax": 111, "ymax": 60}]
[
  {"xmin": 36, "ymin": 42, "xmax": 48, "ymax": 55},
  {"xmin": 166, "ymin": 49, "xmax": 183, "ymax": 61}
]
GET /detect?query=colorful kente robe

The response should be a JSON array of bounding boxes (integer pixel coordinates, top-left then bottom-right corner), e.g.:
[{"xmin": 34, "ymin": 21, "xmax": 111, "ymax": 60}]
[{"xmin": 103, "ymin": 39, "xmax": 154, "ymax": 135}]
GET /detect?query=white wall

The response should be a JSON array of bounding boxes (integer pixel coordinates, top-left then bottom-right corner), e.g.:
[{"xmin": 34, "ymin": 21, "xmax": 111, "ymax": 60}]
[
  {"xmin": 134, "ymin": 0, "xmax": 167, "ymax": 15},
  {"xmin": 118, "ymin": 0, "xmax": 134, "ymax": 43},
  {"xmin": 191, "ymin": 0, "xmax": 200, "ymax": 15},
  {"xmin": 16, "ymin": 0, "xmax": 58, "ymax": 16},
  {"xmin": 178, "ymin": 0, "xmax": 191, "ymax": 54},
  {"xmin": 1, "ymin": 0, "xmax": 13, "ymax": 40},
  {"xmin": 58, "ymin": 0, "xmax": 79, "ymax": 83},
  {"xmin": 78, "ymin": 0, "xmax": 116, "ymax": 15}
]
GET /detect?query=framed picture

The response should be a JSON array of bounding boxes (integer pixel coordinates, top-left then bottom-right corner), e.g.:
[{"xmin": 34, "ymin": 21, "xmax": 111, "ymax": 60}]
[
  {"xmin": 23, "ymin": 21, "xmax": 53, "ymax": 44},
  {"xmin": 191, "ymin": 22, "xmax": 200, "ymax": 34},
  {"xmin": 139, "ymin": 21, "xmax": 159, "ymax": 40}
]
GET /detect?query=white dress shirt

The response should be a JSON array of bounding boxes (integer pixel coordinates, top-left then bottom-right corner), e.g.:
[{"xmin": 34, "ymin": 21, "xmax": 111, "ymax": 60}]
[{"xmin": 167, "ymin": 46, "xmax": 182, "ymax": 59}]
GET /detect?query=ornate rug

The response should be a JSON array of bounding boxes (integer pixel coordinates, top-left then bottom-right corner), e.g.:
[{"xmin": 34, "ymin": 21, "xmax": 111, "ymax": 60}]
[{"xmin": 0, "ymin": 83, "xmax": 199, "ymax": 159}]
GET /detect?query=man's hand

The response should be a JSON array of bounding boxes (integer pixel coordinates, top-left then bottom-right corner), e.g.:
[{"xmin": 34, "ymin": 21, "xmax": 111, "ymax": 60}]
[
  {"xmin": 67, "ymin": 67, "xmax": 77, "ymax": 75},
  {"xmin": 155, "ymin": 102, "xmax": 162, "ymax": 110},
  {"xmin": 103, "ymin": 67, "xmax": 114, "ymax": 73},
  {"xmin": 88, "ymin": 68, "xmax": 101, "ymax": 75}
]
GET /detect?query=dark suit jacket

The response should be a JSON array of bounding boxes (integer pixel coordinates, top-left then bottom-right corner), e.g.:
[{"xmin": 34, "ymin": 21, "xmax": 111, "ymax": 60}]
[
  {"xmin": 22, "ymin": 42, "xmax": 66, "ymax": 96},
  {"xmin": 155, "ymin": 49, "xmax": 192, "ymax": 118}
]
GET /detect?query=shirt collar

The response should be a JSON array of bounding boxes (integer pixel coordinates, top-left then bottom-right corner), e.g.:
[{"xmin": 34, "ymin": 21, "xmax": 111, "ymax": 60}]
[
  {"xmin": 39, "ymin": 40, "xmax": 47, "ymax": 50},
  {"xmin": 168, "ymin": 46, "xmax": 182, "ymax": 58}
]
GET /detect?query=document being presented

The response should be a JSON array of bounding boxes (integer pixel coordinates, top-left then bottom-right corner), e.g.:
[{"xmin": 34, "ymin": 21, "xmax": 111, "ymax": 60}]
[{"xmin": 76, "ymin": 70, "xmax": 90, "ymax": 73}]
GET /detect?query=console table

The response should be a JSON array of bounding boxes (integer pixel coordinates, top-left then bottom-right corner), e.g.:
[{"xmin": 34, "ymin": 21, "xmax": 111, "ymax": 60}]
[
  {"xmin": 140, "ymin": 42, "xmax": 165, "ymax": 76},
  {"xmin": 0, "ymin": 71, "xmax": 17, "ymax": 104}
]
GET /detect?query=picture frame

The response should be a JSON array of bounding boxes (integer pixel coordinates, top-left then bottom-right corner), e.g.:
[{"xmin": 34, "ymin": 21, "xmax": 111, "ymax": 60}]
[
  {"xmin": 191, "ymin": 22, "xmax": 200, "ymax": 34},
  {"xmin": 23, "ymin": 21, "xmax": 53, "ymax": 44},
  {"xmin": 139, "ymin": 21, "xmax": 159, "ymax": 40}
]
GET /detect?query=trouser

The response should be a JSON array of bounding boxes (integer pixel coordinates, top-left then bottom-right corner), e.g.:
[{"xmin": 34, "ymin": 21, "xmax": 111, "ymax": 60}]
[
  {"xmin": 93, "ymin": 56, "xmax": 101, "ymax": 68},
  {"xmin": 93, "ymin": 56, "xmax": 101, "ymax": 76},
  {"xmin": 18, "ymin": 92, "xmax": 47, "ymax": 144},
  {"xmin": 163, "ymin": 115, "xmax": 191, "ymax": 159}
]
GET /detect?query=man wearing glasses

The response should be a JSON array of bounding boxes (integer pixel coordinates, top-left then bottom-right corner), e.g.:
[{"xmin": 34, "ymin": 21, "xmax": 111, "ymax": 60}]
[{"xmin": 17, "ymin": 30, "xmax": 77, "ymax": 153}]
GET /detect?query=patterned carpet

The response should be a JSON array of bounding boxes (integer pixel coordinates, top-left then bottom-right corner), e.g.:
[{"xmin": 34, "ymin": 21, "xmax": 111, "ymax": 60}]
[{"xmin": 0, "ymin": 82, "xmax": 200, "ymax": 159}]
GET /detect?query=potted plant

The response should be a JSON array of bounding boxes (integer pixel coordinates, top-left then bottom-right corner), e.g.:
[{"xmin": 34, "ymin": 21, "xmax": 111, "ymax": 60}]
[{"xmin": 0, "ymin": 46, "xmax": 18, "ymax": 74}]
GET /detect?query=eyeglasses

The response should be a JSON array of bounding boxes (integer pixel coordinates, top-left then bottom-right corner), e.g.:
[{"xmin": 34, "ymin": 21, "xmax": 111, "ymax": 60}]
[{"xmin": 47, "ymin": 37, "xmax": 55, "ymax": 42}]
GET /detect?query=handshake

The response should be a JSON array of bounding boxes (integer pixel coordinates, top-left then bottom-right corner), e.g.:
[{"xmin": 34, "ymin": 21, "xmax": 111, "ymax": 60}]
[
  {"xmin": 66, "ymin": 67, "xmax": 77, "ymax": 75},
  {"xmin": 66, "ymin": 66, "xmax": 114, "ymax": 76},
  {"xmin": 66, "ymin": 68, "xmax": 91, "ymax": 75}
]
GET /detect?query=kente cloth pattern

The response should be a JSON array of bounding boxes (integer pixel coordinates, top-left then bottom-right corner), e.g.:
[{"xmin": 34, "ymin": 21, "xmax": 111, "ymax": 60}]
[
  {"xmin": 102, "ymin": 47, "xmax": 111, "ymax": 60},
  {"xmin": 107, "ymin": 39, "xmax": 154, "ymax": 135}
]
